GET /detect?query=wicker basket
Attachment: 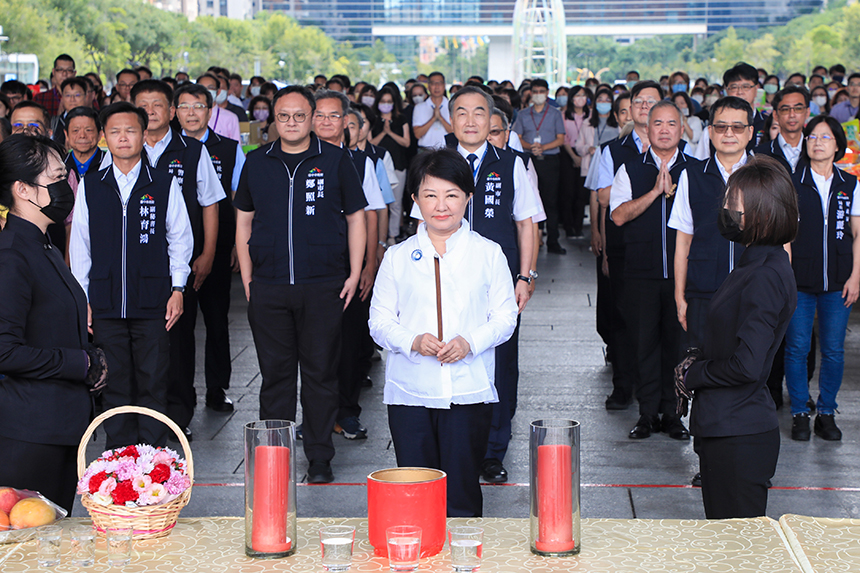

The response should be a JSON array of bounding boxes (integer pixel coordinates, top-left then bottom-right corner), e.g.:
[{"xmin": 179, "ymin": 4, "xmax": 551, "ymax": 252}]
[{"xmin": 76, "ymin": 406, "xmax": 194, "ymax": 540}]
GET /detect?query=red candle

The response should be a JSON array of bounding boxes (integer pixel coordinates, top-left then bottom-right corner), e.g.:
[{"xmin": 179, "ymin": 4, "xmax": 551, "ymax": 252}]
[
  {"xmin": 535, "ymin": 444, "xmax": 575, "ymax": 552},
  {"xmin": 251, "ymin": 445, "xmax": 292, "ymax": 553}
]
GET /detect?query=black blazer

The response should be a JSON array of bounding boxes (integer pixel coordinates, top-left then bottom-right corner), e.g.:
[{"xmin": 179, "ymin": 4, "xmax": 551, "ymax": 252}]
[
  {"xmin": 0, "ymin": 215, "xmax": 91, "ymax": 446},
  {"xmin": 685, "ymin": 244, "xmax": 797, "ymax": 438}
]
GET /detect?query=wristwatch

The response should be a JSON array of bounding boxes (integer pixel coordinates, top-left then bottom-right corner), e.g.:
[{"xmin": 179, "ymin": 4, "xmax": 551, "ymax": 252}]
[
  {"xmin": 516, "ymin": 274, "xmax": 532, "ymax": 285},
  {"xmin": 172, "ymin": 286, "xmax": 185, "ymax": 293},
  {"xmin": 529, "ymin": 270, "xmax": 539, "ymax": 280}
]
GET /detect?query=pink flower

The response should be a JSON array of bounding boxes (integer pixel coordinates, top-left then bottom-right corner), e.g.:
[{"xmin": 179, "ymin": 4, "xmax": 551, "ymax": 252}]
[
  {"xmin": 141, "ymin": 483, "xmax": 167, "ymax": 506},
  {"xmin": 97, "ymin": 477, "xmax": 117, "ymax": 496},
  {"xmin": 132, "ymin": 474, "xmax": 152, "ymax": 494},
  {"xmin": 152, "ymin": 451, "xmax": 174, "ymax": 466},
  {"xmin": 115, "ymin": 460, "xmax": 137, "ymax": 481},
  {"xmin": 165, "ymin": 471, "xmax": 190, "ymax": 495}
]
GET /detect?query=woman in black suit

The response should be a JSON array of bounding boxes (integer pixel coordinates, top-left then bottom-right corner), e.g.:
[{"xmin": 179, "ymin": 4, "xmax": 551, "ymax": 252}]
[
  {"xmin": 0, "ymin": 135, "xmax": 106, "ymax": 513},
  {"xmin": 676, "ymin": 155, "xmax": 798, "ymax": 519}
]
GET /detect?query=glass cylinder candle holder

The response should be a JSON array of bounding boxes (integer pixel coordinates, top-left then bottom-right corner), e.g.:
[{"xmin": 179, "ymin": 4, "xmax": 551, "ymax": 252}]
[
  {"xmin": 529, "ymin": 419, "xmax": 580, "ymax": 556},
  {"xmin": 245, "ymin": 420, "xmax": 297, "ymax": 559}
]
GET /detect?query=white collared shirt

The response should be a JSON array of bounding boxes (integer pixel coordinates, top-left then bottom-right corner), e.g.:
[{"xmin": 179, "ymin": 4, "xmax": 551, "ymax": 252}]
[
  {"xmin": 810, "ymin": 169, "xmax": 860, "ymax": 217},
  {"xmin": 597, "ymin": 130, "xmax": 644, "ymax": 190},
  {"xmin": 609, "ymin": 147, "xmax": 680, "ymax": 218},
  {"xmin": 69, "ymin": 160, "xmax": 193, "ymax": 299},
  {"xmin": 412, "ymin": 97, "xmax": 451, "ymax": 149},
  {"xmin": 142, "ymin": 130, "xmax": 226, "ymax": 208},
  {"xmin": 369, "ymin": 220, "xmax": 518, "ymax": 408},
  {"xmin": 778, "ymin": 133, "xmax": 802, "ymax": 171},
  {"xmin": 669, "ymin": 153, "xmax": 749, "ymax": 235}
]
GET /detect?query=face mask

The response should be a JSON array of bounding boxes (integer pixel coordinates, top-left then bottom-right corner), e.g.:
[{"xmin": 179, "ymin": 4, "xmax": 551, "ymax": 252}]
[
  {"xmin": 30, "ymin": 179, "xmax": 75, "ymax": 224},
  {"xmin": 378, "ymin": 102, "xmax": 394, "ymax": 114},
  {"xmin": 596, "ymin": 102, "xmax": 612, "ymax": 114},
  {"xmin": 413, "ymin": 95, "xmax": 426, "ymax": 105},
  {"xmin": 763, "ymin": 84, "xmax": 778, "ymax": 95},
  {"xmin": 627, "ymin": 80, "xmax": 637, "ymax": 89},
  {"xmin": 556, "ymin": 95, "xmax": 568, "ymax": 107},
  {"xmin": 661, "ymin": 83, "xmax": 669, "ymax": 91},
  {"xmin": 829, "ymin": 89, "xmax": 838, "ymax": 98},
  {"xmin": 214, "ymin": 89, "xmax": 227, "ymax": 105},
  {"xmin": 531, "ymin": 93, "xmax": 547, "ymax": 105},
  {"xmin": 813, "ymin": 96, "xmax": 828, "ymax": 108},
  {"xmin": 705, "ymin": 95, "xmax": 719, "ymax": 106},
  {"xmin": 253, "ymin": 109, "xmax": 269, "ymax": 122},
  {"xmin": 250, "ymin": 86, "xmax": 261, "ymax": 97},
  {"xmin": 681, "ymin": 107, "xmax": 690, "ymax": 117},
  {"xmin": 833, "ymin": 74, "xmax": 844, "ymax": 84},
  {"xmin": 361, "ymin": 95, "xmax": 376, "ymax": 107},
  {"xmin": 717, "ymin": 208, "xmax": 744, "ymax": 243},
  {"xmin": 691, "ymin": 94, "xmax": 704, "ymax": 104},
  {"xmin": 672, "ymin": 83, "xmax": 687, "ymax": 93}
]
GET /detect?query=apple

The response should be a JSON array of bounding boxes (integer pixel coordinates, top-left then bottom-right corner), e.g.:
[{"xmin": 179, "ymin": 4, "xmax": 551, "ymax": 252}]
[
  {"xmin": 0, "ymin": 509, "xmax": 9, "ymax": 531},
  {"xmin": 9, "ymin": 498, "xmax": 55, "ymax": 529},
  {"xmin": 0, "ymin": 488, "xmax": 20, "ymax": 515}
]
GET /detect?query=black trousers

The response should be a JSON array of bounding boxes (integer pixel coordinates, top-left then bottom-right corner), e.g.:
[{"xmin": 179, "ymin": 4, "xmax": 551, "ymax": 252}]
[
  {"xmin": 607, "ymin": 255, "xmax": 637, "ymax": 402},
  {"xmin": 532, "ymin": 154, "xmax": 561, "ymax": 247},
  {"xmin": 388, "ymin": 403, "xmax": 492, "ymax": 518},
  {"xmin": 683, "ymin": 296, "xmax": 710, "ymax": 350},
  {"xmin": 595, "ymin": 255, "xmax": 611, "ymax": 347},
  {"xmin": 625, "ymin": 277, "xmax": 682, "ymax": 417},
  {"xmin": 167, "ymin": 250, "xmax": 234, "ymax": 428},
  {"xmin": 248, "ymin": 280, "xmax": 343, "ymax": 463},
  {"xmin": 92, "ymin": 317, "xmax": 170, "ymax": 449},
  {"xmin": 699, "ymin": 428, "xmax": 780, "ymax": 519},
  {"xmin": 338, "ymin": 291, "xmax": 371, "ymax": 420},
  {"xmin": 559, "ymin": 153, "xmax": 583, "ymax": 234},
  {"xmin": 485, "ymin": 317, "xmax": 520, "ymax": 463},
  {"xmin": 0, "ymin": 437, "xmax": 78, "ymax": 514}
]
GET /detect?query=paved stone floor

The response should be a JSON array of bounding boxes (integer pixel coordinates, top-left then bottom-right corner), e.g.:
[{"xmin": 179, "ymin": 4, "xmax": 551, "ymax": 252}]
[{"xmin": 76, "ymin": 228, "xmax": 860, "ymax": 520}]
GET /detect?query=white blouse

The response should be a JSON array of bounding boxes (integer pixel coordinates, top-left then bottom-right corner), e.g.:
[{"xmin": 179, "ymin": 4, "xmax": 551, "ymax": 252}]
[{"xmin": 369, "ymin": 219, "xmax": 518, "ymax": 409}]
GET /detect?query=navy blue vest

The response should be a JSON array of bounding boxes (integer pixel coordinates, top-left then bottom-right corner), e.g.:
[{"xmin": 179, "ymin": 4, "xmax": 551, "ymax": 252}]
[
  {"xmin": 85, "ymin": 164, "xmax": 173, "ymax": 320},
  {"xmin": 147, "ymin": 131, "xmax": 204, "ymax": 260},
  {"xmin": 753, "ymin": 137, "xmax": 806, "ymax": 176},
  {"xmin": 202, "ymin": 129, "xmax": 237, "ymax": 252},
  {"xmin": 791, "ymin": 165, "xmax": 857, "ymax": 293},
  {"xmin": 622, "ymin": 150, "xmax": 690, "ymax": 280},
  {"xmin": 605, "ymin": 133, "xmax": 643, "ymax": 258},
  {"xmin": 684, "ymin": 155, "xmax": 747, "ymax": 298}
]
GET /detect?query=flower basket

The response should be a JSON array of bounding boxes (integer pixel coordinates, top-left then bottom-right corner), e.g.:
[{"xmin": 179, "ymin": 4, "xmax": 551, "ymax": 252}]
[{"xmin": 76, "ymin": 406, "xmax": 193, "ymax": 540}]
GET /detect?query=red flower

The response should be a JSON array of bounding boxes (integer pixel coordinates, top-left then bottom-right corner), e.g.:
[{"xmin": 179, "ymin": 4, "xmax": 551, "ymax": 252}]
[
  {"xmin": 149, "ymin": 464, "xmax": 171, "ymax": 484},
  {"xmin": 111, "ymin": 480, "xmax": 138, "ymax": 505},
  {"xmin": 88, "ymin": 471, "xmax": 110, "ymax": 494},
  {"xmin": 116, "ymin": 445, "xmax": 140, "ymax": 459}
]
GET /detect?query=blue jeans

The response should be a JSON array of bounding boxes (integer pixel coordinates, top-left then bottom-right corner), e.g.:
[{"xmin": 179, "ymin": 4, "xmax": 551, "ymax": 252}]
[{"xmin": 784, "ymin": 290, "xmax": 852, "ymax": 415}]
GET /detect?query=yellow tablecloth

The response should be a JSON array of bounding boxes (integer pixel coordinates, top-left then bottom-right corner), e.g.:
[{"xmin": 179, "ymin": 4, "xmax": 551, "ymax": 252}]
[
  {"xmin": 779, "ymin": 514, "xmax": 860, "ymax": 573},
  {"xmin": 0, "ymin": 516, "xmax": 801, "ymax": 572}
]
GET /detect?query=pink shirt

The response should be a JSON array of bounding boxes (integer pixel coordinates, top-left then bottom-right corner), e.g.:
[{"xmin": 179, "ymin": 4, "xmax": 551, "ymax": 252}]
[
  {"xmin": 208, "ymin": 106, "xmax": 241, "ymax": 142},
  {"xmin": 563, "ymin": 114, "xmax": 584, "ymax": 148}
]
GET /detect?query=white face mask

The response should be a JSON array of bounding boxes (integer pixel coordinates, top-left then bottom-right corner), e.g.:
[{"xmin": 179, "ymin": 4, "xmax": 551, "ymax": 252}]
[
  {"xmin": 413, "ymin": 94, "xmax": 426, "ymax": 105},
  {"xmin": 691, "ymin": 94, "xmax": 704, "ymax": 104},
  {"xmin": 210, "ymin": 89, "xmax": 227, "ymax": 105},
  {"xmin": 531, "ymin": 93, "xmax": 547, "ymax": 105},
  {"xmin": 681, "ymin": 107, "xmax": 690, "ymax": 117},
  {"xmin": 250, "ymin": 86, "xmax": 261, "ymax": 97},
  {"xmin": 361, "ymin": 95, "xmax": 376, "ymax": 107},
  {"xmin": 813, "ymin": 96, "xmax": 828, "ymax": 108}
]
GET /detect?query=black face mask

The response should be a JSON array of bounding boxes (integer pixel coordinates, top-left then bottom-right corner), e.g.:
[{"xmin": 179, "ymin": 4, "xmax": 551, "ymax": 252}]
[
  {"xmin": 29, "ymin": 179, "xmax": 75, "ymax": 224},
  {"xmin": 717, "ymin": 208, "xmax": 744, "ymax": 243}
]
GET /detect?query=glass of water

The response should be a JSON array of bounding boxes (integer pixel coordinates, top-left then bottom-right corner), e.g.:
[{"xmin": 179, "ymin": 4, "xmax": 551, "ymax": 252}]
[
  {"xmin": 448, "ymin": 526, "xmax": 483, "ymax": 572},
  {"xmin": 386, "ymin": 525, "xmax": 421, "ymax": 572},
  {"xmin": 106, "ymin": 526, "xmax": 133, "ymax": 567},
  {"xmin": 36, "ymin": 525, "xmax": 62, "ymax": 567},
  {"xmin": 70, "ymin": 524, "xmax": 96, "ymax": 567},
  {"xmin": 319, "ymin": 525, "xmax": 355, "ymax": 572}
]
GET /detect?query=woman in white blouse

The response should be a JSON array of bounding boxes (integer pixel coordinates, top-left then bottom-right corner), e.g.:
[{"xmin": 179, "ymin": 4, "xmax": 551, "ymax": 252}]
[{"xmin": 369, "ymin": 148, "xmax": 518, "ymax": 517}]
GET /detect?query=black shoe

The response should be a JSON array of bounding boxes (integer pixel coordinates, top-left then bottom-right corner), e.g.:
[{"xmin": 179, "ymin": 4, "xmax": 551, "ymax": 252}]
[
  {"xmin": 629, "ymin": 415, "xmax": 659, "ymax": 439},
  {"xmin": 661, "ymin": 415, "xmax": 690, "ymax": 441},
  {"xmin": 307, "ymin": 460, "xmax": 334, "ymax": 484},
  {"xmin": 605, "ymin": 393, "xmax": 632, "ymax": 411},
  {"xmin": 691, "ymin": 472, "xmax": 702, "ymax": 487},
  {"xmin": 814, "ymin": 414, "xmax": 842, "ymax": 441},
  {"xmin": 791, "ymin": 413, "xmax": 811, "ymax": 441},
  {"xmin": 168, "ymin": 426, "xmax": 193, "ymax": 443},
  {"xmin": 205, "ymin": 391, "xmax": 234, "ymax": 413},
  {"xmin": 547, "ymin": 243, "xmax": 567, "ymax": 254},
  {"xmin": 480, "ymin": 458, "xmax": 508, "ymax": 483}
]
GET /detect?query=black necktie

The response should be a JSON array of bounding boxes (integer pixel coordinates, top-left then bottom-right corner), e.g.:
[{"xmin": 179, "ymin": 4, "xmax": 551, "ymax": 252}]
[{"xmin": 467, "ymin": 153, "xmax": 478, "ymax": 175}]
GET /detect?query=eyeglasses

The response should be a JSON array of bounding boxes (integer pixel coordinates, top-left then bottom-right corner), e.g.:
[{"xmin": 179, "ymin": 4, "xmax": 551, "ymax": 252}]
[
  {"xmin": 116, "ymin": 82, "xmax": 136, "ymax": 89},
  {"xmin": 777, "ymin": 104, "xmax": 807, "ymax": 115},
  {"xmin": 54, "ymin": 67, "xmax": 76, "ymax": 74},
  {"xmin": 711, "ymin": 123, "xmax": 751, "ymax": 134},
  {"xmin": 12, "ymin": 122, "xmax": 43, "ymax": 130},
  {"xmin": 848, "ymin": 82, "xmax": 860, "ymax": 88},
  {"xmin": 63, "ymin": 92, "xmax": 85, "ymax": 100},
  {"xmin": 632, "ymin": 98, "xmax": 659, "ymax": 108},
  {"xmin": 276, "ymin": 112, "xmax": 308, "ymax": 123},
  {"xmin": 807, "ymin": 134, "xmax": 834, "ymax": 142},
  {"xmin": 313, "ymin": 112, "xmax": 342, "ymax": 122},
  {"xmin": 726, "ymin": 83, "xmax": 757, "ymax": 94},
  {"xmin": 176, "ymin": 103, "xmax": 209, "ymax": 111},
  {"xmin": 488, "ymin": 128, "xmax": 505, "ymax": 136}
]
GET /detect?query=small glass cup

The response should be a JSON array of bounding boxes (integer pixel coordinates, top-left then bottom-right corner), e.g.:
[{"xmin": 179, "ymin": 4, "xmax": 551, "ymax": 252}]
[
  {"xmin": 70, "ymin": 524, "xmax": 96, "ymax": 567},
  {"xmin": 319, "ymin": 525, "xmax": 355, "ymax": 572},
  {"xmin": 36, "ymin": 525, "xmax": 62, "ymax": 567},
  {"xmin": 386, "ymin": 525, "xmax": 421, "ymax": 572},
  {"xmin": 106, "ymin": 526, "xmax": 133, "ymax": 567},
  {"xmin": 448, "ymin": 526, "xmax": 483, "ymax": 572}
]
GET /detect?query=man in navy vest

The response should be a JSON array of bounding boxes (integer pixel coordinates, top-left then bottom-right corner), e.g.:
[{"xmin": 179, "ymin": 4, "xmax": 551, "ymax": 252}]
[
  {"xmin": 69, "ymin": 102, "xmax": 193, "ymax": 449},
  {"xmin": 234, "ymin": 86, "xmax": 367, "ymax": 484},
  {"xmin": 610, "ymin": 100, "xmax": 691, "ymax": 441},
  {"xmin": 754, "ymin": 86, "xmax": 810, "ymax": 175},
  {"xmin": 173, "ymin": 82, "xmax": 246, "ymax": 420},
  {"xmin": 130, "ymin": 80, "xmax": 226, "ymax": 442}
]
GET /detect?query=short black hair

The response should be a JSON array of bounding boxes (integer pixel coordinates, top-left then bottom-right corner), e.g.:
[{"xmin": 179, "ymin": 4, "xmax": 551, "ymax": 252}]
[
  {"xmin": 175, "ymin": 71, "xmax": 190, "ymax": 80},
  {"xmin": 429, "ymin": 71, "xmax": 446, "ymax": 83},
  {"xmin": 53, "ymin": 54, "xmax": 75, "ymax": 69},
  {"xmin": 11, "ymin": 100, "xmax": 49, "ymax": 126},
  {"xmin": 135, "ymin": 65, "xmax": 152, "ymax": 77},
  {"xmin": 847, "ymin": 73, "xmax": 860, "ymax": 84},
  {"xmin": 229, "ymin": 73, "xmax": 242, "ymax": 83},
  {"xmin": 174, "ymin": 82, "xmax": 213, "ymax": 108},
  {"xmin": 130, "ymin": 79, "xmax": 174, "ymax": 106},
  {"xmin": 787, "ymin": 73, "xmax": 806, "ymax": 85},
  {"xmin": 709, "ymin": 96, "xmax": 753, "ymax": 126},
  {"xmin": 314, "ymin": 88, "xmax": 350, "ymax": 115},
  {"xmin": 116, "ymin": 68, "xmax": 140, "ymax": 82},
  {"xmin": 723, "ymin": 62, "xmax": 758, "ymax": 86},
  {"xmin": 325, "ymin": 78, "xmax": 344, "ymax": 91},
  {"xmin": 626, "ymin": 71, "xmax": 640, "ymax": 79},
  {"xmin": 0, "ymin": 80, "xmax": 32, "ymax": 100},
  {"xmin": 196, "ymin": 73, "xmax": 220, "ymax": 87},
  {"xmin": 803, "ymin": 115, "xmax": 848, "ymax": 162},
  {"xmin": 273, "ymin": 85, "xmax": 316, "ymax": 113},
  {"xmin": 630, "ymin": 80, "xmax": 662, "ymax": 102},
  {"xmin": 0, "ymin": 117, "xmax": 10, "ymax": 140},
  {"xmin": 773, "ymin": 85, "xmax": 810, "ymax": 109},
  {"xmin": 260, "ymin": 82, "xmax": 278, "ymax": 96},
  {"xmin": 530, "ymin": 78, "xmax": 549, "ymax": 90},
  {"xmin": 830, "ymin": 64, "xmax": 846, "ymax": 75},
  {"xmin": 65, "ymin": 106, "xmax": 102, "ymax": 132},
  {"xmin": 0, "ymin": 134, "xmax": 66, "ymax": 208},
  {"xmin": 61, "ymin": 77, "xmax": 89, "ymax": 94},
  {"xmin": 314, "ymin": 74, "xmax": 327, "ymax": 82},
  {"xmin": 492, "ymin": 95, "xmax": 513, "ymax": 123},
  {"xmin": 350, "ymin": 102, "xmax": 374, "ymax": 128},
  {"xmin": 161, "ymin": 77, "xmax": 177, "ymax": 89},
  {"xmin": 99, "ymin": 101, "xmax": 148, "ymax": 131},
  {"xmin": 467, "ymin": 75, "xmax": 485, "ymax": 84},
  {"xmin": 408, "ymin": 147, "xmax": 474, "ymax": 200}
]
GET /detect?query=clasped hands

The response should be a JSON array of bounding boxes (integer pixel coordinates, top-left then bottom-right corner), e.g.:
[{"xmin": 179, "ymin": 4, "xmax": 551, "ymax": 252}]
[
  {"xmin": 652, "ymin": 161, "xmax": 676, "ymax": 199},
  {"xmin": 412, "ymin": 333, "xmax": 471, "ymax": 364}
]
